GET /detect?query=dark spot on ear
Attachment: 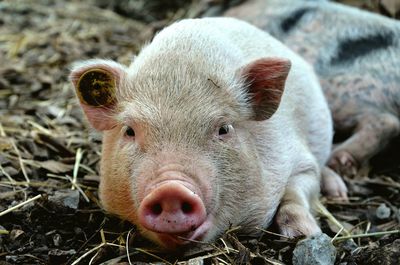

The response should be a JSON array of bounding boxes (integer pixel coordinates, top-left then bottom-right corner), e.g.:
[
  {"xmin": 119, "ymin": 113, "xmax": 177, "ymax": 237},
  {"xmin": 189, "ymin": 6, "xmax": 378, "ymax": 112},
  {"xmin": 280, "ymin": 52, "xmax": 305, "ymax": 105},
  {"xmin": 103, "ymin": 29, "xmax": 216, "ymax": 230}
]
[
  {"xmin": 281, "ymin": 8, "xmax": 315, "ymax": 33},
  {"xmin": 331, "ymin": 32, "xmax": 394, "ymax": 65},
  {"xmin": 77, "ymin": 69, "xmax": 116, "ymax": 107}
]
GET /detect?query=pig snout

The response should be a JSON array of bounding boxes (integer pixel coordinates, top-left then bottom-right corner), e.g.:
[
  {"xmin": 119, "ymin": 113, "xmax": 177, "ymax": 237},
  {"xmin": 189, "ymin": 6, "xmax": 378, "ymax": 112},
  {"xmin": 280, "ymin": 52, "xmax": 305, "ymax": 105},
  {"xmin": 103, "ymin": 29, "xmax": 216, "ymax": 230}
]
[{"xmin": 138, "ymin": 181, "xmax": 207, "ymax": 235}]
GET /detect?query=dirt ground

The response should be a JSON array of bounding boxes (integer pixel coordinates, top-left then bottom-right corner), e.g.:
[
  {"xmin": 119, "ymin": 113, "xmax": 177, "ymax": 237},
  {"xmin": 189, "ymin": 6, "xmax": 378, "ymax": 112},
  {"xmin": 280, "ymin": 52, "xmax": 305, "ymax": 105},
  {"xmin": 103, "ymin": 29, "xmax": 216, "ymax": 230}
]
[{"xmin": 0, "ymin": 0, "xmax": 399, "ymax": 264}]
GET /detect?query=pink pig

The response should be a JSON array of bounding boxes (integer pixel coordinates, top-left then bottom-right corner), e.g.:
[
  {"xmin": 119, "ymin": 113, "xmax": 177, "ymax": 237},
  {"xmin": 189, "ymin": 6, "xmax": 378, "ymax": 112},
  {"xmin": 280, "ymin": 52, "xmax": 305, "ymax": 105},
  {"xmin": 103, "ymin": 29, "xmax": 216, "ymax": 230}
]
[{"xmin": 70, "ymin": 18, "xmax": 332, "ymax": 249}]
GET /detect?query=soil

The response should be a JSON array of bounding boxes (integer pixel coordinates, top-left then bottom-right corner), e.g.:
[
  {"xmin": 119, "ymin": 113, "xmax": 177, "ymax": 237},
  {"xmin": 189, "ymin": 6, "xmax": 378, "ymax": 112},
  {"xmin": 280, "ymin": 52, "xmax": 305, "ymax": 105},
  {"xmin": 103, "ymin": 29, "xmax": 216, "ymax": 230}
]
[{"xmin": 0, "ymin": 0, "xmax": 399, "ymax": 264}]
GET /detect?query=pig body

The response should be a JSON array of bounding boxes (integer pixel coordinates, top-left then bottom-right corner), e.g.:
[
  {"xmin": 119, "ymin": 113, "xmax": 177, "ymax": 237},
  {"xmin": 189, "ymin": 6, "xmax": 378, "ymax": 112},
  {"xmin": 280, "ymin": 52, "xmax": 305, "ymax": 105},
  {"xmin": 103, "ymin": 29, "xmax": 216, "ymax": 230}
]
[
  {"xmin": 226, "ymin": 0, "xmax": 400, "ymax": 196},
  {"xmin": 70, "ymin": 18, "xmax": 332, "ymax": 249}
]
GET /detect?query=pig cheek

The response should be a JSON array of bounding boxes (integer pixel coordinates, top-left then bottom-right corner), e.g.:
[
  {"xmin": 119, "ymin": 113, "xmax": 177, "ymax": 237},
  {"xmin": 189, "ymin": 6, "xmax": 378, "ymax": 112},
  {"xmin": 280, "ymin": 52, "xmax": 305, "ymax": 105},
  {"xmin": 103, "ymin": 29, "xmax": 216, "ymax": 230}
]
[
  {"xmin": 210, "ymin": 138, "xmax": 273, "ymax": 232},
  {"xmin": 206, "ymin": 145, "xmax": 243, "ymax": 227},
  {"xmin": 99, "ymin": 133, "xmax": 140, "ymax": 224},
  {"xmin": 98, "ymin": 171, "xmax": 137, "ymax": 222}
]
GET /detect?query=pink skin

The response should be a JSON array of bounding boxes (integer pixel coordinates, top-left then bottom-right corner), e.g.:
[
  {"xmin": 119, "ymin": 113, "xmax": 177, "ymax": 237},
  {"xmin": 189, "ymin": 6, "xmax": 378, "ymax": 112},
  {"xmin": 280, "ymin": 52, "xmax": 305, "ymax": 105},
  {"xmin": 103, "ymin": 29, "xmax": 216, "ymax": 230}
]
[
  {"xmin": 328, "ymin": 150, "xmax": 358, "ymax": 177},
  {"xmin": 71, "ymin": 46, "xmax": 326, "ymax": 248},
  {"xmin": 137, "ymin": 169, "xmax": 214, "ymax": 248},
  {"xmin": 139, "ymin": 181, "xmax": 206, "ymax": 233}
]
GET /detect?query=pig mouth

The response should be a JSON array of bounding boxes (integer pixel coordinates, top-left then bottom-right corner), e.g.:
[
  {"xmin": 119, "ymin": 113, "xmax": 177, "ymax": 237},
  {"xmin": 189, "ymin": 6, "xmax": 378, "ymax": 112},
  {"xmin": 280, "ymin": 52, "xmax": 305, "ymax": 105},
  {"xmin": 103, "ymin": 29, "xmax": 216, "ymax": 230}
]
[{"xmin": 153, "ymin": 217, "xmax": 213, "ymax": 249}]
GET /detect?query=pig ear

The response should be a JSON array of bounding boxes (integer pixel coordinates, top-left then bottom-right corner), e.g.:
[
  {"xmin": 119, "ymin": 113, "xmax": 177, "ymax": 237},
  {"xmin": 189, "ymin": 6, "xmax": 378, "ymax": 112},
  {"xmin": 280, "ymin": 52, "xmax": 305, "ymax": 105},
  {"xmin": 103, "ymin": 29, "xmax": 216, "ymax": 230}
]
[
  {"xmin": 69, "ymin": 60, "xmax": 126, "ymax": 131},
  {"xmin": 241, "ymin": 58, "xmax": 291, "ymax": 121}
]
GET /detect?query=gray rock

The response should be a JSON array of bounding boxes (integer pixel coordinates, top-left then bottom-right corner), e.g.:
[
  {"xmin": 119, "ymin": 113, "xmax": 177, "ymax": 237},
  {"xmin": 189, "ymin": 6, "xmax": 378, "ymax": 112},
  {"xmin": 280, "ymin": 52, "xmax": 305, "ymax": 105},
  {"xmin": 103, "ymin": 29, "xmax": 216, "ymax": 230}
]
[
  {"xmin": 48, "ymin": 189, "xmax": 80, "ymax": 210},
  {"xmin": 376, "ymin": 203, "xmax": 391, "ymax": 219},
  {"xmin": 293, "ymin": 233, "xmax": 336, "ymax": 265}
]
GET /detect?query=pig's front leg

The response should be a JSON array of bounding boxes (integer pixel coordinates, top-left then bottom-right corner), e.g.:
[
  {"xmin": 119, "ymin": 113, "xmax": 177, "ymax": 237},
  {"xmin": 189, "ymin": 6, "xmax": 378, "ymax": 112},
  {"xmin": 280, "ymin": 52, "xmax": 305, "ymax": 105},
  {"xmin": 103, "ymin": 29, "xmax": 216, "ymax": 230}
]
[
  {"xmin": 329, "ymin": 112, "xmax": 400, "ymax": 176},
  {"xmin": 275, "ymin": 169, "xmax": 321, "ymax": 237}
]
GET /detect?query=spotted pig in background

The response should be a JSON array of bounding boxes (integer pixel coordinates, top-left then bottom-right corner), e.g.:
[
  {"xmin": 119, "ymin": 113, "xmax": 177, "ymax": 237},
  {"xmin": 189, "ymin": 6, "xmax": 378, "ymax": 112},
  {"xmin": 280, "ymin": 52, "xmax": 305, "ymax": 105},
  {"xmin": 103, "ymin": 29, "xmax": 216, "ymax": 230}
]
[{"xmin": 226, "ymin": 0, "xmax": 400, "ymax": 199}]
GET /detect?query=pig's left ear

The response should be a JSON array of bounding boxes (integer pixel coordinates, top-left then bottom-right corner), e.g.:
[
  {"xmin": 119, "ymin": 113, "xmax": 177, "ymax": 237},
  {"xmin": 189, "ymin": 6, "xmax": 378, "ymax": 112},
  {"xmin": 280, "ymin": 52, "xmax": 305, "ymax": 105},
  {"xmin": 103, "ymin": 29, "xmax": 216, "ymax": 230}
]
[
  {"xmin": 69, "ymin": 59, "xmax": 127, "ymax": 131},
  {"xmin": 240, "ymin": 58, "xmax": 291, "ymax": 121}
]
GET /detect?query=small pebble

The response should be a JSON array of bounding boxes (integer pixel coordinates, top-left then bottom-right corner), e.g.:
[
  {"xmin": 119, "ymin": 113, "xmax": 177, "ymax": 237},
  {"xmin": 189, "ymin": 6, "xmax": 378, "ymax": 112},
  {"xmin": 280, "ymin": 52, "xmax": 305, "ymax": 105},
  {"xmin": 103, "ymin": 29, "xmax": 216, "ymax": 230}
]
[
  {"xmin": 376, "ymin": 203, "xmax": 391, "ymax": 219},
  {"xmin": 48, "ymin": 189, "xmax": 80, "ymax": 210},
  {"xmin": 53, "ymin": 233, "xmax": 62, "ymax": 247},
  {"xmin": 9, "ymin": 229, "xmax": 24, "ymax": 241},
  {"xmin": 292, "ymin": 233, "xmax": 336, "ymax": 265}
]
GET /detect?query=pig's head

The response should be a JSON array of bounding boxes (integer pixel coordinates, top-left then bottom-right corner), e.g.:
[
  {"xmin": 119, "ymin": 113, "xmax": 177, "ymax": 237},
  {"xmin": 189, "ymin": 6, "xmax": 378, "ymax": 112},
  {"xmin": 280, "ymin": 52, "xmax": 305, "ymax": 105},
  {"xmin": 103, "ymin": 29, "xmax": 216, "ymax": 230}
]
[{"xmin": 70, "ymin": 57, "xmax": 290, "ymax": 249}]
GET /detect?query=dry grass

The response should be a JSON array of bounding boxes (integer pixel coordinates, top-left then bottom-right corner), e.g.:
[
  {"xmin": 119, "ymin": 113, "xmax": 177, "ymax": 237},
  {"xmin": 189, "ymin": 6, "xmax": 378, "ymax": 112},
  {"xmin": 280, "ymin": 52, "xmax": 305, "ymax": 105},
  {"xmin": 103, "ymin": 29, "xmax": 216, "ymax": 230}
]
[{"xmin": 0, "ymin": 0, "xmax": 399, "ymax": 264}]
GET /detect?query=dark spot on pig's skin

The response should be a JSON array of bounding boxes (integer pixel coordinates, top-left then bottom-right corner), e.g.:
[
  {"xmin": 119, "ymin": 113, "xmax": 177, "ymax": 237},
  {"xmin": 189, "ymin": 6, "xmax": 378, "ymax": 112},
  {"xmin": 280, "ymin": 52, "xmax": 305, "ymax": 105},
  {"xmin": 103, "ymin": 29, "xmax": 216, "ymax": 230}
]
[
  {"xmin": 281, "ymin": 8, "xmax": 315, "ymax": 33},
  {"xmin": 330, "ymin": 32, "xmax": 394, "ymax": 65}
]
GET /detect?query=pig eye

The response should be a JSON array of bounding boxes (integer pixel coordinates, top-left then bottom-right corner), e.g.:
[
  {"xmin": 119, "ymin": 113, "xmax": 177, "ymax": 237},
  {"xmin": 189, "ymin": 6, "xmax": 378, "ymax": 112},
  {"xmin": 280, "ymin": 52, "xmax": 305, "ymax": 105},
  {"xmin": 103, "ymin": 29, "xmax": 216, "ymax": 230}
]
[
  {"xmin": 125, "ymin": 126, "xmax": 135, "ymax": 137},
  {"xmin": 218, "ymin": 124, "xmax": 232, "ymax": 135}
]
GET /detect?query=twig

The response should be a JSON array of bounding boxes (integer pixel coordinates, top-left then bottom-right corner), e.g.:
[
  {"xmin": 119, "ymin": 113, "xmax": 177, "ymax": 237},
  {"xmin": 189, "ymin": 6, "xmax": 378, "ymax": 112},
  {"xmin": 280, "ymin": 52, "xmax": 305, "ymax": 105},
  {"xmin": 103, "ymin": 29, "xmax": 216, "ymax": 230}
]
[
  {"xmin": 177, "ymin": 250, "xmax": 238, "ymax": 265},
  {"xmin": 71, "ymin": 242, "xmax": 122, "ymax": 265},
  {"xmin": 79, "ymin": 164, "xmax": 96, "ymax": 175},
  {"xmin": 176, "ymin": 236, "xmax": 208, "ymax": 245},
  {"xmin": 331, "ymin": 227, "xmax": 344, "ymax": 243},
  {"xmin": 0, "ymin": 180, "xmax": 65, "ymax": 188},
  {"xmin": 216, "ymin": 257, "xmax": 230, "ymax": 265},
  {"xmin": 333, "ymin": 230, "xmax": 400, "ymax": 241},
  {"xmin": 47, "ymin": 174, "xmax": 95, "ymax": 190},
  {"xmin": 88, "ymin": 249, "xmax": 101, "ymax": 265},
  {"xmin": 67, "ymin": 218, "xmax": 108, "ymax": 264},
  {"xmin": 225, "ymin": 226, "xmax": 241, "ymax": 234},
  {"xmin": 0, "ymin": 229, "xmax": 10, "ymax": 235},
  {"xmin": 219, "ymin": 238, "xmax": 230, "ymax": 254},
  {"xmin": 134, "ymin": 248, "xmax": 174, "ymax": 265},
  {"xmin": 0, "ymin": 194, "xmax": 42, "ymax": 217},
  {"xmin": 65, "ymin": 175, "xmax": 90, "ymax": 203},
  {"xmin": 100, "ymin": 229, "xmax": 106, "ymax": 244},
  {"xmin": 263, "ymin": 258, "xmax": 286, "ymax": 265},
  {"xmin": 126, "ymin": 229, "xmax": 134, "ymax": 265},
  {"xmin": 209, "ymin": 243, "xmax": 235, "ymax": 264},
  {"xmin": 207, "ymin": 78, "xmax": 221, "ymax": 89},
  {"xmin": 365, "ymin": 221, "xmax": 371, "ymax": 234},
  {"xmin": 72, "ymin": 148, "xmax": 83, "ymax": 190},
  {"xmin": 0, "ymin": 122, "xmax": 6, "ymax": 137},
  {"xmin": 70, "ymin": 242, "xmax": 106, "ymax": 265},
  {"xmin": 255, "ymin": 227, "xmax": 291, "ymax": 239},
  {"xmin": 10, "ymin": 140, "xmax": 30, "ymax": 183},
  {"xmin": 0, "ymin": 164, "xmax": 16, "ymax": 184},
  {"xmin": 28, "ymin": 120, "xmax": 52, "ymax": 135},
  {"xmin": 315, "ymin": 200, "xmax": 351, "ymax": 237}
]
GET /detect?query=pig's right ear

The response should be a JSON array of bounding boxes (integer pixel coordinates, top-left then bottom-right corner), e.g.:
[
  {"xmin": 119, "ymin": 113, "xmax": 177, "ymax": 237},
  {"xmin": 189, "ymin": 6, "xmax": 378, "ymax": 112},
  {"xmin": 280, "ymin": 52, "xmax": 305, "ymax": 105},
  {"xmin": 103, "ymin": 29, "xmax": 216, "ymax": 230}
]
[
  {"xmin": 240, "ymin": 58, "xmax": 291, "ymax": 121},
  {"xmin": 69, "ymin": 60, "xmax": 127, "ymax": 131}
]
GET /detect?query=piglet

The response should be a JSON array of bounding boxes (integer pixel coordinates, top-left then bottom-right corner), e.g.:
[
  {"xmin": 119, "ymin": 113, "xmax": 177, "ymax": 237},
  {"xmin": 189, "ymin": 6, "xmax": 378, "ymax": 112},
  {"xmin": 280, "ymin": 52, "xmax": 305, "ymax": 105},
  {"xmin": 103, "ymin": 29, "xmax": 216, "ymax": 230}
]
[{"xmin": 70, "ymin": 17, "xmax": 332, "ymax": 249}]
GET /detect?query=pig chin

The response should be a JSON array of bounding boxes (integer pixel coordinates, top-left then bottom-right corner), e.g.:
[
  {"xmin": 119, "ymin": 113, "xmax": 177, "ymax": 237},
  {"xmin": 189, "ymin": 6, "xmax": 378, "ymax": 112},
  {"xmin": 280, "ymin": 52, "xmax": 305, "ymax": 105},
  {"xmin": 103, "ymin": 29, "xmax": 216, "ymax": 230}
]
[{"xmin": 142, "ymin": 217, "xmax": 214, "ymax": 250}]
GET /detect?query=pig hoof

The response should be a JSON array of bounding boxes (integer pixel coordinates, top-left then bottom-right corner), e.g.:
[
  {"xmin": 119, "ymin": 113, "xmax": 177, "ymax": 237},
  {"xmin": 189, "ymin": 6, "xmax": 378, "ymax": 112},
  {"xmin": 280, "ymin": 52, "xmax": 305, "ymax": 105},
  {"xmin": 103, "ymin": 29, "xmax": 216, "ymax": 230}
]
[
  {"xmin": 321, "ymin": 167, "xmax": 348, "ymax": 200},
  {"xmin": 328, "ymin": 150, "xmax": 358, "ymax": 177},
  {"xmin": 276, "ymin": 204, "xmax": 321, "ymax": 238}
]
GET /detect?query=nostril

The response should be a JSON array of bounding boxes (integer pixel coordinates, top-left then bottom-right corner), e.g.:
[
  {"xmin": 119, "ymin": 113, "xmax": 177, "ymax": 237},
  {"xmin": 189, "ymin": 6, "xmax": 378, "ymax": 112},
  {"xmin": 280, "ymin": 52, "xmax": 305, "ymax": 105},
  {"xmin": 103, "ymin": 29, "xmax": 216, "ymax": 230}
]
[
  {"xmin": 151, "ymin": 203, "xmax": 162, "ymax": 215},
  {"xmin": 181, "ymin": 201, "xmax": 193, "ymax": 214}
]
